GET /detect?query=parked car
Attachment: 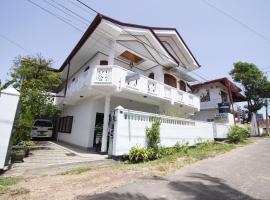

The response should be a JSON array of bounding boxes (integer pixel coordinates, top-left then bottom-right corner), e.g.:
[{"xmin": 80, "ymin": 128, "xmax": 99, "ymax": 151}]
[{"xmin": 31, "ymin": 119, "xmax": 54, "ymax": 139}]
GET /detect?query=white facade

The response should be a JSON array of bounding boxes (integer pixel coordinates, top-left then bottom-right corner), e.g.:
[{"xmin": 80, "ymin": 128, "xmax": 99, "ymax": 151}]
[
  {"xmin": 110, "ymin": 108, "xmax": 217, "ymax": 156},
  {"xmin": 0, "ymin": 88, "xmax": 20, "ymax": 169},
  {"xmin": 56, "ymin": 15, "xmax": 207, "ymax": 153}
]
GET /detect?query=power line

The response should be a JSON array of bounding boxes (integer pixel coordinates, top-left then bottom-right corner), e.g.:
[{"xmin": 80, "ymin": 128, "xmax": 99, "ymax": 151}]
[
  {"xmin": 26, "ymin": 0, "xmax": 84, "ymax": 32},
  {"xmin": 50, "ymin": 0, "xmax": 90, "ymax": 23},
  {"xmin": 0, "ymin": 33, "xmax": 29, "ymax": 53},
  {"xmin": 43, "ymin": 0, "xmax": 88, "ymax": 26},
  {"xmin": 201, "ymin": 0, "xmax": 270, "ymax": 44},
  {"xmin": 27, "ymin": 0, "xmax": 209, "ymax": 82}
]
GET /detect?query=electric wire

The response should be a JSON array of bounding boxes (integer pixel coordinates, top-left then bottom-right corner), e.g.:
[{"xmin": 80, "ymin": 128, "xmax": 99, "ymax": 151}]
[
  {"xmin": 201, "ymin": 0, "xmax": 270, "ymax": 44},
  {"xmin": 26, "ymin": 0, "xmax": 84, "ymax": 32},
  {"xmin": 0, "ymin": 33, "xmax": 30, "ymax": 53}
]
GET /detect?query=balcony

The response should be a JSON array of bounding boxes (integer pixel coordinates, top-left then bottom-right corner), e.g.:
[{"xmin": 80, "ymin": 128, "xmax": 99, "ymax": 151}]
[{"xmin": 61, "ymin": 65, "xmax": 200, "ymax": 111}]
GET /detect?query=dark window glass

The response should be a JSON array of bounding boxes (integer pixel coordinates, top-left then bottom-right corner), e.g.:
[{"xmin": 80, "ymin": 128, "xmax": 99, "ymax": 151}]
[
  {"xmin": 58, "ymin": 116, "xmax": 73, "ymax": 133},
  {"xmin": 100, "ymin": 60, "xmax": 108, "ymax": 65},
  {"xmin": 164, "ymin": 74, "xmax": 177, "ymax": 88},
  {"xmin": 179, "ymin": 80, "xmax": 186, "ymax": 91},
  {"xmin": 148, "ymin": 73, "xmax": 154, "ymax": 79},
  {"xmin": 34, "ymin": 120, "xmax": 53, "ymax": 127}
]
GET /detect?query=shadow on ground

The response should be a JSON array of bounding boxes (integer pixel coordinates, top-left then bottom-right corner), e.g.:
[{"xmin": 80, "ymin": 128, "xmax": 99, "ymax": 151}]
[
  {"xmin": 77, "ymin": 173, "xmax": 259, "ymax": 200},
  {"xmin": 76, "ymin": 193, "xmax": 166, "ymax": 200},
  {"xmin": 167, "ymin": 173, "xmax": 258, "ymax": 200}
]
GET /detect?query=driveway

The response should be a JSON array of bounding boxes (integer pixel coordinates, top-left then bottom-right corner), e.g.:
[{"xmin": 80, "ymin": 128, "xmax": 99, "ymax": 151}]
[
  {"xmin": 81, "ymin": 138, "xmax": 270, "ymax": 200},
  {"xmin": 5, "ymin": 141, "xmax": 113, "ymax": 177}
]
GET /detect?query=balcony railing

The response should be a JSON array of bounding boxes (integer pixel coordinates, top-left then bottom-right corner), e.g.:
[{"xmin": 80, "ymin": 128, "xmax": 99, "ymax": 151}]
[{"xmin": 64, "ymin": 65, "xmax": 200, "ymax": 110}]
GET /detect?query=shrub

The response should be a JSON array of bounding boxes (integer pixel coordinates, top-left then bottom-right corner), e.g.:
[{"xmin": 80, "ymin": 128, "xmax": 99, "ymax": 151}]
[
  {"xmin": 146, "ymin": 120, "xmax": 161, "ymax": 149},
  {"xmin": 174, "ymin": 142, "xmax": 189, "ymax": 153},
  {"xmin": 227, "ymin": 125, "xmax": 249, "ymax": 143},
  {"xmin": 129, "ymin": 146, "xmax": 150, "ymax": 163}
]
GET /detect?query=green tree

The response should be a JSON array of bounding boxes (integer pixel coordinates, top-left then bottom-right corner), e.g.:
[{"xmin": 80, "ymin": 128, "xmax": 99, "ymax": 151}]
[
  {"xmin": 6, "ymin": 55, "xmax": 62, "ymax": 143},
  {"xmin": 229, "ymin": 61, "xmax": 270, "ymax": 116}
]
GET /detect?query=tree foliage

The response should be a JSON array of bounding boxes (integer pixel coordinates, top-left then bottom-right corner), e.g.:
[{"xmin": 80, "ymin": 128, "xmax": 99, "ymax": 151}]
[
  {"xmin": 7, "ymin": 55, "xmax": 62, "ymax": 143},
  {"xmin": 229, "ymin": 61, "xmax": 270, "ymax": 113}
]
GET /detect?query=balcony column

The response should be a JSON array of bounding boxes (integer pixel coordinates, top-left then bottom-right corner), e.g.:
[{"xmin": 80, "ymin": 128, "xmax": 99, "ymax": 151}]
[
  {"xmin": 108, "ymin": 40, "xmax": 116, "ymax": 65},
  {"xmin": 101, "ymin": 95, "xmax": 111, "ymax": 153}
]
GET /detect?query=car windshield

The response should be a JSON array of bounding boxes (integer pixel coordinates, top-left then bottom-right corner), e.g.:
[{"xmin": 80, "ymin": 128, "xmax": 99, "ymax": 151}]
[{"xmin": 34, "ymin": 121, "xmax": 52, "ymax": 127}]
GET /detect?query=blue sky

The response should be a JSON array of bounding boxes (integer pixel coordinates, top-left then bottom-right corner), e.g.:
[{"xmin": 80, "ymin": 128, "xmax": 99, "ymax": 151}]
[{"xmin": 1, "ymin": 1, "xmax": 270, "ymax": 103}]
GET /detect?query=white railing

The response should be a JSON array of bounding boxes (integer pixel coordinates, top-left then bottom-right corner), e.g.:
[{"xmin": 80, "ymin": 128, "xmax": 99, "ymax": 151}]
[{"xmin": 64, "ymin": 65, "xmax": 200, "ymax": 110}]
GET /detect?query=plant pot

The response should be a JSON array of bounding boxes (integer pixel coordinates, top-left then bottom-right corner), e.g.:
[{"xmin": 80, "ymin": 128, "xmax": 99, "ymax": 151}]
[
  {"xmin": 24, "ymin": 147, "xmax": 30, "ymax": 157},
  {"xmin": 10, "ymin": 150, "xmax": 25, "ymax": 163}
]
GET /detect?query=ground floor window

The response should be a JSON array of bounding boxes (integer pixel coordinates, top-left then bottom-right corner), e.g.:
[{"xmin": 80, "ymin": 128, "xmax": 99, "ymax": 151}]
[{"xmin": 58, "ymin": 116, "xmax": 73, "ymax": 133}]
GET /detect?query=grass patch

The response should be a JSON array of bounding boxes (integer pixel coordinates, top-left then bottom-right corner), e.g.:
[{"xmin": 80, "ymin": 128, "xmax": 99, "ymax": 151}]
[
  {"xmin": 115, "ymin": 141, "xmax": 250, "ymax": 174},
  {"xmin": 0, "ymin": 177, "xmax": 20, "ymax": 195},
  {"xmin": 56, "ymin": 140, "xmax": 253, "ymax": 177},
  {"xmin": 57, "ymin": 167, "xmax": 92, "ymax": 175},
  {"xmin": 10, "ymin": 188, "xmax": 30, "ymax": 196}
]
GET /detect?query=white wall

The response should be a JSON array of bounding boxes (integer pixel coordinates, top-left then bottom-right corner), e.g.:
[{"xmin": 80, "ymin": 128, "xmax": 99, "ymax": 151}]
[
  {"xmin": 110, "ymin": 96, "xmax": 158, "ymax": 113},
  {"xmin": 0, "ymin": 88, "xmax": 20, "ymax": 169},
  {"xmin": 58, "ymin": 95, "xmax": 159, "ymax": 149},
  {"xmin": 214, "ymin": 123, "xmax": 230, "ymax": 139},
  {"xmin": 193, "ymin": 109, "xmax": 219, "ymax": 122},
  {"xmin": 111, "ymin": 108, "xmax": 215, "ymax": 156},
  {"xmin": 193, "ymin": 82, "xmax": 229, "ymax": 110},
  {"xmin": 58, "ymin": 97, "xmax": 93, "ymax": 148}
]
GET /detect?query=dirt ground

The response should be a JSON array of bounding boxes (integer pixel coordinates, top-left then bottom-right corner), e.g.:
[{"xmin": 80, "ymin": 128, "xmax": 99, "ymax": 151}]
[
  {"xmin": 1, "ymin": 166, "xmax": 147, "ymax": 200},
  {"xmin": 1, "ymin": 139, "xmax": 260, "ymax": 200}
]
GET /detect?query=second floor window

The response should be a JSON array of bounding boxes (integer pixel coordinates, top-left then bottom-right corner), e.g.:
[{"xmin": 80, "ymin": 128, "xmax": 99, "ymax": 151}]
[
  {"xmin": 148, "ymin": 73, "xmax": 154, "ymax": 79},
  {"xmin": 179, "ymin": 80, "xmax": 186, "ymax": 92},
  {"xmin": 200, "ymin": 89, "xmax": 210, "ymax": 102},
  {"xmin": 164, "ymin": 74, "xmax": 177, "ymax": 88},
  {"xmin": 100, "ymin": 60, "xmax": 108, "ymax": 65},
  {"xmin": 220, "ymin": 91, "xmax": 228, "ymax": 102}
]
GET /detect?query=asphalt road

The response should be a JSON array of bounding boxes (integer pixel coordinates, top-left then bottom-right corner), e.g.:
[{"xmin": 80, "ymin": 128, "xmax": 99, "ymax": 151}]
[{"xmin": 78, "ymin": 138, "xmax": 270, "ymax": 200}]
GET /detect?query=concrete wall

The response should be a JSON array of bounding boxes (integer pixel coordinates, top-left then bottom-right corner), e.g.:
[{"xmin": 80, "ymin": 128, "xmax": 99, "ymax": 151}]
[
  {"xmin": 214, "ymin": 123, "xmax": 230, "ymax": 139},
  {"xmin": 111, "ymin": 108, "xmax": 216, "ymax": 156},
  {"xmin": 58, "ymin": 96, "xmax": 159, "ymax": 149},
  {"xmin": 58, "ymin": 98, "xmax": 93, "ymax": 148},
  {"xmin": 0, "ymin": 88, "xmax": 20, "ymax": 169},
  {"xmin": 193, "ymin": 109, "xmax": 219, "ymax": 122},
  {"xmin": 193, "ymin": 82, "xmax": 229, "ymax": 110}
]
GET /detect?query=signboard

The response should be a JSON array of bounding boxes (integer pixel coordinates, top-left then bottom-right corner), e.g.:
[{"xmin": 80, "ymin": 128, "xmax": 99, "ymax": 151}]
[
  {"xmin": 214, "ymin": 113, "xmax": 228, "ymax": 123},
  {"xmin": 125, "ymin": 72, "xmax": 140, "ymax": 82},
  {"xmin": 218, "ymin": 102, "xmax": 230, "ymax": 113}
]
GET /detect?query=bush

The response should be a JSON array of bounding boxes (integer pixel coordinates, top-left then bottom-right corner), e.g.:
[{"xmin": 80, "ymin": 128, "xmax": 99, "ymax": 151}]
[
  {"xmin": 227, "ymin": 125, "xmax": 249, "ymax": 143},
  {"xmin": 174, "ymin": 142, "xmax": 189, "ymax": 153},
  {"xmin": 129, "ymin": 146, "xmax": 150, "ymax": 163},
  {"xmin": 146, "ymin": 120, "xmax": 161, "ymax": 149}
]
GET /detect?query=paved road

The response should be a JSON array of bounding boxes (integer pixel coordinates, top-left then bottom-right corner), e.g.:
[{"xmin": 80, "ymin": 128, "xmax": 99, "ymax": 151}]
[{"xmin": 78, "ymin": 138, "xmax": 270, "ymax": 200}]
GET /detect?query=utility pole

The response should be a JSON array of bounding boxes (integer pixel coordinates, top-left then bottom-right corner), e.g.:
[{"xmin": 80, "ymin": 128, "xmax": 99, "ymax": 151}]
[{"xmin": 265, "ymin": 99, "xmax": 269, "ymax": 135}]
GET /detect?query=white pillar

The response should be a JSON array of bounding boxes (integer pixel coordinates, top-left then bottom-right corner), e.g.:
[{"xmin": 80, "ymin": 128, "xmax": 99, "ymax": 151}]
[
  {"xmin": 101, "ymin": 95, "xmax": 111, "ymax": 152},
  {"xmin": 0, "ymin": 88, "xmax": 20, "ymax": 170},
  {"xmin": 108, "ymin": 40, "xmax": 116, "ymax": 65}
]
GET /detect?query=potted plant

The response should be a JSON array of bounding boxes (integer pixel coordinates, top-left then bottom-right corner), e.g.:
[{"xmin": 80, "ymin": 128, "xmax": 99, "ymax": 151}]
[
  {"xmin": 17, "ymin": 141, "xmax": 36, "ymax": 157},
  {"xmin": 10, "ymin": 150, "xmax": 25, "ymax": 163}
]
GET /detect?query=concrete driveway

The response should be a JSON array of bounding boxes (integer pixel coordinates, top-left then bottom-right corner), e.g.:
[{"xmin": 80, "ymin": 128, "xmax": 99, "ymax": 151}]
[
  {"xmin": 81, "ymin": 138, "xmax": 270, "ymax": 200},
  {"xmin": 6, "ymin": 141, "xmax": 113, "ymax": 177}
]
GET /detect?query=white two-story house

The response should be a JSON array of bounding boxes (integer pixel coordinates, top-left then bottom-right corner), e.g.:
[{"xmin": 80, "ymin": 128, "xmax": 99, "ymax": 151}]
[
  {"xmin": 55, "ymin": 14, "xmax": 203, "ymax": 155},
  {"xmin": 191, "ymin": 78, "xmax": 245, "ymax": 124}
]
